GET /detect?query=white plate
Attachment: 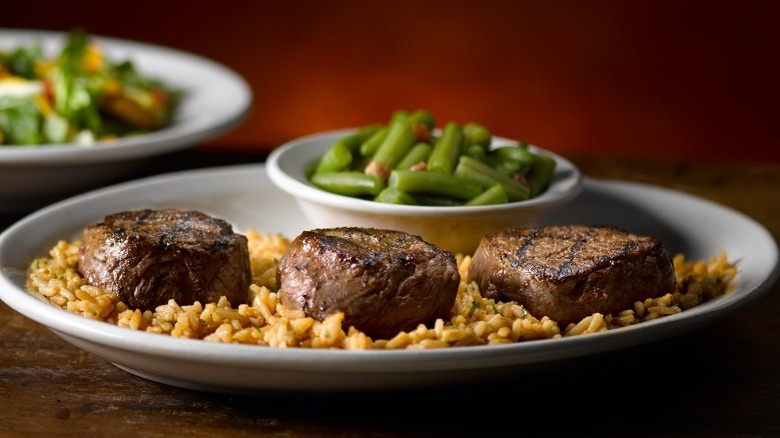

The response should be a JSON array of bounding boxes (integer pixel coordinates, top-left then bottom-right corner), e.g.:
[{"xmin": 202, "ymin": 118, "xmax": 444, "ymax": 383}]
[
  {"xmin": 0, "ymin": 164, "xmax": 777, "ymax": 394},
  {"xmin": 0, "ymin": 29, "xmax": 252, "ymax": 212}
]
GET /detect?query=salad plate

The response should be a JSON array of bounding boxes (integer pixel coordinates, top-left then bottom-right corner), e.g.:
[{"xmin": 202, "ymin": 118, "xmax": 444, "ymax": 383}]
[
  {"xmin": 0, "ymin": 164, "xmax": 777, "ymax": 394},
  {"xmin": 0, "ymin": 29, "xmax": 252, "ymax": 213}
]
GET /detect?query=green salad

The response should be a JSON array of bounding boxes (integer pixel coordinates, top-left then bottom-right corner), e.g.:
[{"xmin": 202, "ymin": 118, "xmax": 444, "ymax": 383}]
[
  {"xmin": 0, "ymin": 28, "xmax": 180, "ymax": 146},
  {"xmin": 308, "ymin": 109, "xmax": 557, "ymax": 207}
]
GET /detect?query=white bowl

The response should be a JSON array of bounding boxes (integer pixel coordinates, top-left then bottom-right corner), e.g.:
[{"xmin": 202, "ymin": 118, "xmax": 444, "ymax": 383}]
[
  {"xmin": 0, "ymin": 29, "xmax": 252, "ymax": 213},
  {"xmin": 267, "ymin": 129, "xmax": 583, "ymax": 254}
]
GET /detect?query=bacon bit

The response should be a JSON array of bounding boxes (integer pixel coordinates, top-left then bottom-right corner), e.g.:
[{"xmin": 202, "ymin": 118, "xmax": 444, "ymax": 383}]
[
  {"xmin": 365, "ymin": 160, "xmax": 391, "ymax": 180},
  {"xmin": 411, "ymin": 123, "xmax": 432, "ymax": 143},
  {"xmin": 42, "ymin": 79, "xmax": 55, "ymax": 104},
  {"xmin": 409, "ymin": 162, "xmax": 427, "ymax": 171},
  {"xmin": 513, "ymin": 173, "xmax": 532, "ymax": 191}
]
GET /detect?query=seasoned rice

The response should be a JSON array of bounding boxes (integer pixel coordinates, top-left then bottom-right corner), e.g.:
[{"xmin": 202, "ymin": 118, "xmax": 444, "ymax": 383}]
[{"xmin": 25, "ymin": 230, "xmax": 737, "ymax": 349}]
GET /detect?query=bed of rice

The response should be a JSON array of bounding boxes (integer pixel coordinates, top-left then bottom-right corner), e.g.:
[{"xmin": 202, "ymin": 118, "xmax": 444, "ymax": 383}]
[{"xmin": 25, "ymin": 229, "xmax": 737, "ymax": 350}]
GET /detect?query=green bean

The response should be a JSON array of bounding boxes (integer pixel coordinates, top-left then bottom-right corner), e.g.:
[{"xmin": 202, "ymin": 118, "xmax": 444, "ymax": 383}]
[
  {"xmin": 390, "ymin": 109, "xmax": 410, "ymax": 123},
  {"xmin": 313, "ymin": 141, "xmax": 353, "ymax": 175},
  {"xmin": 486, "ymin": 155, "xmax": 523, "ymax": 176},
  {"xmin": 359, "ymin": 127, "xmax": 388, "ymax": 157},
  {"xmin": 374, "ymin": 187, "xmax": 418, "ymax": 205},
  {"xmin": 465, "ymin": 144, "xmax": 487, "ymax": 162},
  {"xmin": 463, "ymin": 122, "xmax": 491, "ymax": 150},
  {"xmin": 350, "ymin": 123, "xmax": 383, "ymax": 150},
  {"xmin": 395, "ymin": 142, "xmax": 433, "ymax": 170},
  {"xmin": 427, "ymin": 121, "xmax": 464, "ymax": 174},
  {"xmin": 365, "ymin": 117, "xmax": 415, "ymax": 179},
  {"xmin": 388, "ymin": 169, "xmax": 483, "ymax": 201},
  {"xmin": 349, "ymin": 154, "xmax": 370, "ymax": 172},
  {"xmin": 454, "ymin": 155, "xmax": 531, "ymax": 201},
  {"xmin": 485, "ymin": 144, "xmax": 537, "ymax": 176},
  {"xmin": 307, "ymin": 110, "xmax": 559, "ymax": 206},
  {"xmin": 525, "ymin": 153, "xmax": 556, "ymax": 197},
  {"xmin": 313, "ymin": 125, "xmax": 384, "ymax": 175},
  {"xmin": 311, "ymin": 172, "xmax": 385, "ymax": 197},
  {"xmin": 409, "ymin": 109, "xmax": 435, "ymax": 131},
  {"xmin": 465, "ymin": 183, "xmax": 508, "ymax": 206},
  {"xmin": 332, "ymin": 123, "xmax": 383, "ymax": 153},
  {"xmin": 490, "ymin": 144, "xmax": 537, "ymax": 166}
]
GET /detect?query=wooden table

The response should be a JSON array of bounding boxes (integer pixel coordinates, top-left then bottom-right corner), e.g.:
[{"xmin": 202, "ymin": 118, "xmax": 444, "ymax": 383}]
[{"xmin": 2, "ymin": 149, "xmax": 778, "ymax": 437}]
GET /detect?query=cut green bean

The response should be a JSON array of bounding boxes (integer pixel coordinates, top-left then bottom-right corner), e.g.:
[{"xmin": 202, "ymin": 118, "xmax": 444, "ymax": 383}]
[
  {"xmin": 409, "ymin": 109, "xmax": 435, "ymax": 131},
  {"xmin": 365, "ymin": 117, "xmax": 415, "ymax": 179},
  {"xmin": 388, "ymin": 169, "xmax": 483, "ymax": 201},
  {"xmin": 331, "ymin": 123, "xmax": 382, "ymax": 153},
  {"xmin": 311, "ymin": 172, "xmax": 385, "ymax": 197},
  {"xmin": 313, "ymin": 141, "xmax": 353, "ymax": 175},
  {"xmin": 359, "ymin": 127, "xmax": 388, "ymax": 157},
  {"xmin": 486, "ymin": 155, "xmax": 524, "ymax": 176},
  {"xmin": 313, "ymin": 125, "xmax": 384, "ymax": 175},
  {"xmin": 525, "ymin": 153, "xmax": 556, "ymax": 196},
  {"xmin": 465, "ymin": 183, "xmax": 508, "ymax": 206},
  {"xmin": 348, "ymin": 123, "xmax": 383, "ymax": 151},
  {"xmin": 465, "ymin": 144, "xmax": 487, "ymax": 162},
  {"xmin": 374, "ymin": 187, "xmax": 418, "ymax": 205},
  {"xmin": 485, "ymin": 144, "xmax": 537, "ymax": 176},
  {"xmin": 463, "ymin": 122, "xmax": 491, "ymax": 150},
  {"xmin": 409, "ymin": 109, "xmax": 435, "ymax": 143},
  {"xmin": 486, "ymin": 150, "xmax": 535, "ymax": 176},
  {"xmin": 427, "ymin": 121, "xmax": 464, "ymax": 174},
  {"xmin": 454, "ymin": 155, "xmax": 531, "ymax": 201},
  {"xmin": 490, "ymin": 145, "xmax": 537, "ymax": 166},
  {"xmin": 349, "ymin": 154, "xmax": 370, "ymax": 172},
  {"xmin": 390, "ymin": 109, "xmax": 410, "ymax": 124},
  {"xmin": 395, "ymin": 142, "xmax": 433, "ymax": 170},
  {"xmin": 306, "ymin": 109, "xmax": 559, "ymax": 206}
]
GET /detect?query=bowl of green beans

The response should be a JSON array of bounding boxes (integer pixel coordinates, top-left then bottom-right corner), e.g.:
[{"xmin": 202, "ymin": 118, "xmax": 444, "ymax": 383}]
[{"xmin": 267, "ymin": 109, "xmax": 583, "ymax": 254}]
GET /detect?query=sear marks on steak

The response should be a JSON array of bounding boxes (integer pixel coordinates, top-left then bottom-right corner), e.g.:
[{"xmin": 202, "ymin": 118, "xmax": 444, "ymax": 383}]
[
  {"xmin": 276, "ymin": 227, "xmax": 461, "ymax": 339},
  {"xmin": 77, "ymin": 209, "xmax": 251, "ymax": 311},
  {"xmin": 468, "ymin": 225, "xmax": 676, "ymax": 326}
]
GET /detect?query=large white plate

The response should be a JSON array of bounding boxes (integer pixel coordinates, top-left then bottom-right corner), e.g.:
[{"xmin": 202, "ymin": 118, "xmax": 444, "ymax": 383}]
[
  {"xmin": 0, "ymin": 164, "xmax": 777, "ymax": 394},
  {"xmin": 0, "ymin": 29, "xmax": 252, "ymax": 212}
]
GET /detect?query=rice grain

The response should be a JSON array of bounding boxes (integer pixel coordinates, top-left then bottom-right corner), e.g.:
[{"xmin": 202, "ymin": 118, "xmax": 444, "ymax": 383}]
[{"xmin": 25, "ymin": 230, "xmax": 738, "ymax": 350}]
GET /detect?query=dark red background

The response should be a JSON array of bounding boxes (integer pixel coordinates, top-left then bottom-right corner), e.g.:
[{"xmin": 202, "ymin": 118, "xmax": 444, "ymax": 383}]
[{"xmin": 2, "ymin": 0, "xmax": 778, "ymax": 162}]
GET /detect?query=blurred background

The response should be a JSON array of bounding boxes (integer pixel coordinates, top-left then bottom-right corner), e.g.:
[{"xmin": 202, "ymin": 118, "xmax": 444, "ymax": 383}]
[{"xmin": 2, "ymin": 0, "xmax": 778, "ymax": 162}]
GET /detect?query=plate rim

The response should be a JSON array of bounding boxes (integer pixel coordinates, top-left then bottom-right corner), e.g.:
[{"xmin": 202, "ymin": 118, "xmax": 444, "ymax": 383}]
[
  {"xmin": 0, "ymin": 28, "xmax": 252, "ymax": 165},
  {"xmin": 0, "ymin": 163, "xmax": 778, "ymax": 388}
]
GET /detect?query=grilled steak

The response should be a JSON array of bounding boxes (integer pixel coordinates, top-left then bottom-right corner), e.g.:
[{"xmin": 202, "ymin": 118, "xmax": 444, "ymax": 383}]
[
  {"xmin": 277, "ymin": 227, "xmax": 460, "ymax": 339},
  {"xmin": 468, "ymin": 225, "xmax": 676, "ymax": 326},
  {"xmin": 77, "ymin": 209, "xmax": 251, "ymax": 310}
]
